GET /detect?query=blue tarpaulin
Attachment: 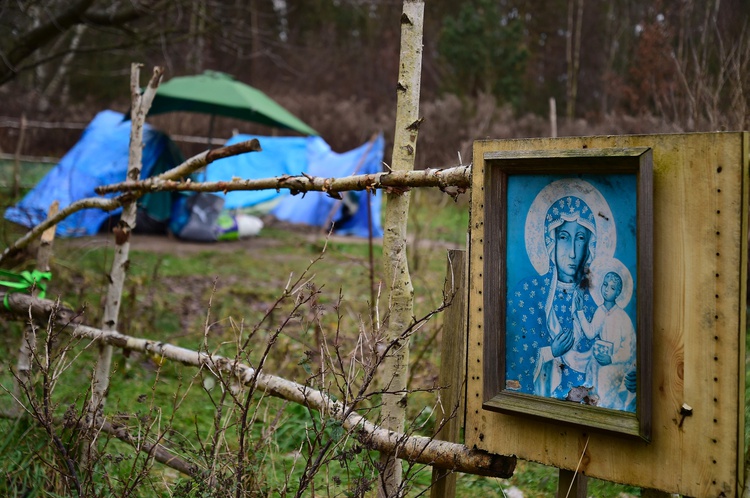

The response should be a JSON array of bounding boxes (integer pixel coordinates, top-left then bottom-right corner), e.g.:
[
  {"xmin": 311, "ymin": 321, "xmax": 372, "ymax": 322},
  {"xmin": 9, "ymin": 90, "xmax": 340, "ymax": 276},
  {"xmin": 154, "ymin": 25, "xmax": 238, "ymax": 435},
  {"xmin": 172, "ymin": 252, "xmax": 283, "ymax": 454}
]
[
  {"xmin": 7, "ymin": 111, "xmax": 384, "ymax": 239},
  {"xmin": 205, "ymin": 135, "xmax": 310, "ymax": 210},
  {"xmin": 209, "ymin": 133, "xmax": 384, "ymax": 237},
  {"xmin": 5, "ymin": 110, "xmax": 182, "ymax": 237}
]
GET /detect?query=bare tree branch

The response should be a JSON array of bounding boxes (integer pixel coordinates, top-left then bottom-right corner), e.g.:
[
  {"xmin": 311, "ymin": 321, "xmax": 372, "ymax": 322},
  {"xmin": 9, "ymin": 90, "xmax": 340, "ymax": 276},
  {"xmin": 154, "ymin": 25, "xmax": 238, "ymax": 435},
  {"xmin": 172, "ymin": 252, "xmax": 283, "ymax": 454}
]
[
  {"xmin": 81, "ymin": 1, "xmax": 169, "ymax": 26},
  {"xmin": 1, "ymin": 291, "xmax": 516, "ymax": 478},
  {"xmin": 0, "ymin": 0, "xmax": 184, "ymax": 85},
  {"xmin": 95, "ymin": 165, "xmax": 471, "ymax": 197},
  {"xmin": 97, "ymin": 418, "xmax": 198, "ymax": 477},
  {"xmin": 0, "ymin": 138, "xmax": 261, "ymax": 265}
]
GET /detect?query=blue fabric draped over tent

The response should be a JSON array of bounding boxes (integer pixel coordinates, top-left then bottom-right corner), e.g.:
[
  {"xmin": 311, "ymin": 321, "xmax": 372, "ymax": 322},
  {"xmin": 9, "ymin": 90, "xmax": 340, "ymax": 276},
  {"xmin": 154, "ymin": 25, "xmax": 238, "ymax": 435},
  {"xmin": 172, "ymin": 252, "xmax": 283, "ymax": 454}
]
[
  {"xmin": 5, "ymin": 110, "xmax": 182, "ymax": 237},
  {"xmin": 208, "ymin": 133, "xmax": 384, "ymax": 238},
  {"xmin": 7, "ymin": 111, "xmax": 384, "ymax": 239}
]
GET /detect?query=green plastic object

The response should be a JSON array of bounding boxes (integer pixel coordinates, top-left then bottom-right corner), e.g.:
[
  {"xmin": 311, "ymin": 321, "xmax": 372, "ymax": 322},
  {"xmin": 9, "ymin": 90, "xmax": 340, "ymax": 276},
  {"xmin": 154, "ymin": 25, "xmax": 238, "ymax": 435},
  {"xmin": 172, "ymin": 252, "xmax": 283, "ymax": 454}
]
[{"xmin": 0, "ymin": 269, "xmax": 52, "ymax": 309}]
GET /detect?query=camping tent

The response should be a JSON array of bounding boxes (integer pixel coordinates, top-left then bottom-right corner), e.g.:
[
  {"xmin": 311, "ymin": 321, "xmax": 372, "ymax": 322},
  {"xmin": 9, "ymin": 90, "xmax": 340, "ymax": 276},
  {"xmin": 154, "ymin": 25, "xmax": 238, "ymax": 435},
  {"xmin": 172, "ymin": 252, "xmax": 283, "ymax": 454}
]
[
  {"xmin": 5, "ymin": 110, "xmax": 183, "ymax": 237},
  {"xmin": 6, "ymin": 111, "xmax": 384, "ymax": 239},
  {"xmin": 206, "ymin": 133, "xmax": 384, "ymax": 237}
]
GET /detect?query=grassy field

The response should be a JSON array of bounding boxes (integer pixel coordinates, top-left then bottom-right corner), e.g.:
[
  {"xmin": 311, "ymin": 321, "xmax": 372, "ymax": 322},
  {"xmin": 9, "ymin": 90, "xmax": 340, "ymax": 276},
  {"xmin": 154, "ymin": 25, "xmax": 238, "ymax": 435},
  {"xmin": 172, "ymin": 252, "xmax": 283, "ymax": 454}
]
[{"xmin": 0, "ymin": 162, "xmax": 697, "ymax": 497}]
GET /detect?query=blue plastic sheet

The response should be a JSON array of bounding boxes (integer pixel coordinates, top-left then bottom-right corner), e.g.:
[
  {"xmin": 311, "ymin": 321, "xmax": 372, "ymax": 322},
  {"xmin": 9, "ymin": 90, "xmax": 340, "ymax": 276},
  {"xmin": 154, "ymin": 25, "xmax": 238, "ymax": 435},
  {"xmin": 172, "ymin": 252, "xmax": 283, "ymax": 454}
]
[
  {"xmin": 7, "ymin": 113, "xmax": 384, "ymax": 239},
  {"xmin": 210, "ymin": 134, "xmax": 384, "ymax": 237},
  {"xmin": 5, "ymin": 110, "xmax": 175, "ymax": 237}
]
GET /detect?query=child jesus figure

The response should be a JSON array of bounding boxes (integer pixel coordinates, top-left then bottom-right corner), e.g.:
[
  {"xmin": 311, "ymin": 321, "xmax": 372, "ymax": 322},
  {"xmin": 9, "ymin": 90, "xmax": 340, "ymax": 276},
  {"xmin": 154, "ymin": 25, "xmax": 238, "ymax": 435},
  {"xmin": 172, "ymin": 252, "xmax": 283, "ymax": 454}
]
[{"xmin": 574, "ymin": 271, "xmax": 636, "ymax": 411}]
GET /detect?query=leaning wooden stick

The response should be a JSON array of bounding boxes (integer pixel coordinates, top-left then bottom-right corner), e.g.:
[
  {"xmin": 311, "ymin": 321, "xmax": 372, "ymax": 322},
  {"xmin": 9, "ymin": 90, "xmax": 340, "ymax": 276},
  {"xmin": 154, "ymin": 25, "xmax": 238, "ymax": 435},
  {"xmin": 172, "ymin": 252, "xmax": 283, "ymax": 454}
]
[
  {"xmin": 97, "ymin": 418, "xmax": 197, "ymax": 477},
  {"xmin": 90, "ymin": 64, "xmax": 161, "ymax": 424},
  {"xmin": 0, "ymin": 138, "xmax": 262, "ymax": 265},
  {"xmin": 99, "ymin": 138, "xmax": 263, "ymax": 194}
]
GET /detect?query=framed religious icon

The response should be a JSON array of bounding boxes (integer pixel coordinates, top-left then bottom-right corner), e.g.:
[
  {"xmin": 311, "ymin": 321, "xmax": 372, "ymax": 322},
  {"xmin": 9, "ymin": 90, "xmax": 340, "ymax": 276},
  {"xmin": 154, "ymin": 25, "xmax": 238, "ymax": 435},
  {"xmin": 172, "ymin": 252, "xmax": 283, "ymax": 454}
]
[{"xmin": 481, "ymin": 147, "xmax": 653, "ymax": 440}]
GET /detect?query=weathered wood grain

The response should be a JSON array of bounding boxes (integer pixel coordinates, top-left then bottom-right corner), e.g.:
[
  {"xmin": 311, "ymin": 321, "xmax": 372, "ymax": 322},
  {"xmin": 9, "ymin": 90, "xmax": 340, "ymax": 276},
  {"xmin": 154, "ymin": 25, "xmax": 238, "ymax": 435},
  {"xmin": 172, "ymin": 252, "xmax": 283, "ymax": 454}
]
[
  {"xmin": 431, "ymin": 250, "xmax": 467, "ymax": 498},
  {"xmin": 467, "ymin": 133, "xmax": 748, "ymax": 497}
]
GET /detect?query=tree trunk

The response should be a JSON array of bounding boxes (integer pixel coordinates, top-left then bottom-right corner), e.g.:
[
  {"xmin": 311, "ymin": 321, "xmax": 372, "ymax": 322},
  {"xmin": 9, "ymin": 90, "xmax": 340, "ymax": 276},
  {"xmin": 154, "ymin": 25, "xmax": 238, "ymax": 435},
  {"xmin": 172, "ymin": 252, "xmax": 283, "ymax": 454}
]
[
  {"xmin": 565, "ymin": 0, "xmax": 584, "ymax": 121},
  {"xmin": 189, "ymin": 0, "xmax": 206, "ymax": 73},
  {"xmin": 39, "ymin": 24, "xmax": 87, "ymax": 112},
  {"xmin": 249, "ymin": 0, "xmax": 261, "ymax": 85},
  {"xmin": 12, "ymin": 114, "xmax": 26, "ymax": 199},
  {"xmin": 378, "ymin": 2, "xmax": 424, "ymax": 496}
]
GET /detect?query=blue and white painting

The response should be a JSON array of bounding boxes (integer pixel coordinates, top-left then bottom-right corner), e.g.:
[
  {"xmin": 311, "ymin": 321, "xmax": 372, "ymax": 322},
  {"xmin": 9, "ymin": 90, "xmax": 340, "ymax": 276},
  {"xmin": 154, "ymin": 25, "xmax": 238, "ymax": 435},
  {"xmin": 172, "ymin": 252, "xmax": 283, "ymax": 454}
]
[{"xmin": 504, "ymin": 174, "xmax": 637, "ymax": 412}]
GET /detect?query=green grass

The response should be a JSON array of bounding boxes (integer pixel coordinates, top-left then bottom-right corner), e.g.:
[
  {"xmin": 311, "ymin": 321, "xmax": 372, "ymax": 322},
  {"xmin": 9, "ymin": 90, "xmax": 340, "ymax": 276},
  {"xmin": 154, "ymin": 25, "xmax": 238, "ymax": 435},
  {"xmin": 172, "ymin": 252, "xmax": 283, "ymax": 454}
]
[{"xmin": 0, "ymin": 187, "xmax": 686, "ymax": 496}]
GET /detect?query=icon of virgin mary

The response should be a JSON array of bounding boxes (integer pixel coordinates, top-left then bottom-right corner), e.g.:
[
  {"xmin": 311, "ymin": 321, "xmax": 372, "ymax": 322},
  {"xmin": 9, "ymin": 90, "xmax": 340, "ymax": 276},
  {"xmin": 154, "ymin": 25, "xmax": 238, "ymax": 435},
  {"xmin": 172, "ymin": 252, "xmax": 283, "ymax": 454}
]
[{"xmin": 505, "ymin": 178, "xmax": 616, "ymax": 400}]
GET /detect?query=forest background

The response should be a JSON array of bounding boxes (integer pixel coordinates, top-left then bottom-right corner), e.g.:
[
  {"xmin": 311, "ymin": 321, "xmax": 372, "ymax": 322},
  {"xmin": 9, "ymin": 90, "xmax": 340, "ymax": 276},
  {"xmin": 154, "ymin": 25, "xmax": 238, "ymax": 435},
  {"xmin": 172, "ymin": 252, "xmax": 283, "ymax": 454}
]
[{"xmin": 0, "ymin": 0, "xmax": 748, "ymax": 165}]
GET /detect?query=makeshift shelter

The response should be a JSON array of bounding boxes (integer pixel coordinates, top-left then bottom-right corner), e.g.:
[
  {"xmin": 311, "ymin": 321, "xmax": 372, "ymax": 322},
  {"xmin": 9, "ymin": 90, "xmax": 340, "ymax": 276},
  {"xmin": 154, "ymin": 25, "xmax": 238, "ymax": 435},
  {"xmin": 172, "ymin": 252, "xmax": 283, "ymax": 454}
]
[
  {"xmin": 206, "ymin": 133, "xmax": 385, "ymax": 238},
  {"xmin": 6, "ymin": 110, "xmax": 183, "ymax": 237},
  {"xmin": 7, "ymin": 110, "xmax": 384, "ymax": 240}
]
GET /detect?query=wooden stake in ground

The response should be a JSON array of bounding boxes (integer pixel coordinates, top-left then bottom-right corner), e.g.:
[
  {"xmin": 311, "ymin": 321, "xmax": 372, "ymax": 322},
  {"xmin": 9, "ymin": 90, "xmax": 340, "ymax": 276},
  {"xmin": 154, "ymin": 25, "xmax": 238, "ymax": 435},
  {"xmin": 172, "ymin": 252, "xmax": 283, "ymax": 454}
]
[
  {"xmin": 12, "ymin": 200, "xmax": 58, "ymax": 417},
  {"xmin": 379, "ymin": 2, "xmax": 424, "ymax": 496},
  {"xmin": 430, "ymin": 250, "xmax": 467, "ymax": 498},
  {"xmin": 90, "ymin": 64, "xmax": 163, "ymax": 422},
  {"xmin": 13, "ymin": 114, "xmax": 26, "ymax": 199}
]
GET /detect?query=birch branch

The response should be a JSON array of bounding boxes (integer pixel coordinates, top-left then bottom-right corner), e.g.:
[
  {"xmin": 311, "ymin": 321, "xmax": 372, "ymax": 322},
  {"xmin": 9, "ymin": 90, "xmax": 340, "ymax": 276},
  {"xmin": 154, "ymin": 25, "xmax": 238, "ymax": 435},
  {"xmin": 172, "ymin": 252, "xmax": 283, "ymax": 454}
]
[
  {"xmin": 106, "ymin": 138, "xmax": 263, "ymax": 190},
  {"xmin": 95, "ymin": 165, "xmax": 470, "ymax": 197},
  {"xmin": 90, "ymin": 63, "xmax": 162, "ymax": 421},
  {"xmin": 1, "ymin": 292, "xmax": 80, "ymax": 323},
  {"xmin": 0, "ymin": 198, "xmax": 120, "ymax": 263},
  {"xmin": 0, "ymin": 138, "xmax": 262, "ymax": 265},
  {"xmin": 97, "ymin": 419, "xmax": 198, "ymax": 477},
  {"xmin": 0, "ymin": 292, "xmax": 515, "ymax": 478},
  {"xmin": 378, "ymin": 2, "xmax": 424, "ymax": 495}
]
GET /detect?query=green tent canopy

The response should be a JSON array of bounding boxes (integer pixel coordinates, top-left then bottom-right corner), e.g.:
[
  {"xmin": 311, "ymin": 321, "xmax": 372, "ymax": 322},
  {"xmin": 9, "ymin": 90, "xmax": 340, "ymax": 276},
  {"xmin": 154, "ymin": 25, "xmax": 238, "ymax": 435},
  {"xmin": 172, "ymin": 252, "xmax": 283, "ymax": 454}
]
[{"xmin": 148, "ymin": 71, "xmax": 318, "ymax": 136}]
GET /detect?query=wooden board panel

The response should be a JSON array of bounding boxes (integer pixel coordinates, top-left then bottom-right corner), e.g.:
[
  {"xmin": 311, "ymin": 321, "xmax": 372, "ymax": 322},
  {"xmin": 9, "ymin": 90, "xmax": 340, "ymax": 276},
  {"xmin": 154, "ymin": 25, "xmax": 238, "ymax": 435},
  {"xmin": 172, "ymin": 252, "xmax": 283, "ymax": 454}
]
[{"xmin": 466, "ymin": 133, "xmax": 748, "ymax": 496}]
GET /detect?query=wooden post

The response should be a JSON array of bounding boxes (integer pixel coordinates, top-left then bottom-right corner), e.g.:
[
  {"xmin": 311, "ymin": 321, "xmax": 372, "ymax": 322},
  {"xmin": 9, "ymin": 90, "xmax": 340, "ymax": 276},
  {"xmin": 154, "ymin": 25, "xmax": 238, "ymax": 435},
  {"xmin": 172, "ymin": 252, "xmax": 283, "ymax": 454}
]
[
  {"xmin": 36, "ymin": 201, "xmax": 59, "ymax": 272},
  {"xmin": 90, "ymin": 65, "xmax": 163, "ymax": 423},
  {"xmin": 13, "ymin": 200, "xmax": 58, "ymax": 416},
  {"xmin": 558, "ymin": 468, "xmax": 587, "ymax": 498},
  {"xmin": 12, "ymin": 113, "xmax": 26, "ymax": 199},
  {"xmin": 549, "ymin": 97, "xmax": 558, "ymax": 138},
  {"xmin": 430, "ymin": 250, "xmax": 467, "ymax": 498},
  {"xmin": 378, "ymin": 1, "xmax": 424, "ymax": 496}
]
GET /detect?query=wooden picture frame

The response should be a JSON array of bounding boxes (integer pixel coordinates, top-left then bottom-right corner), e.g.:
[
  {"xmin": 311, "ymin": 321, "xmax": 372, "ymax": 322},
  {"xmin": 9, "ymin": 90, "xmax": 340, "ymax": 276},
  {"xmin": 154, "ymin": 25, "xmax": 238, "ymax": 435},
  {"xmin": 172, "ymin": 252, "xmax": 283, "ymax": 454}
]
[{"xmin": 481, "ymin": 147, "xmax": 653, "ymax": 440}]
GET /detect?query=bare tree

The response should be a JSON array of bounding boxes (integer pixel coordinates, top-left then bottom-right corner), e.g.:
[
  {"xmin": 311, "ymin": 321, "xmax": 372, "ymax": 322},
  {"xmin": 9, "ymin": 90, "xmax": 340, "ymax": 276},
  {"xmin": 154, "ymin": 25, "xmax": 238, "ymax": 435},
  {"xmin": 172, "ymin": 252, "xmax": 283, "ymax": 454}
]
[
  {"xmin": 671, "ymin": 0, "xmax": 750, "ymax": 130},
  {"xmin": 565, "ymin": 0, "xmax": 585, "ymax": 120},
  {"xmin": 0, "ymin": 1, "xmax": 172, "ymax": 86}
]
